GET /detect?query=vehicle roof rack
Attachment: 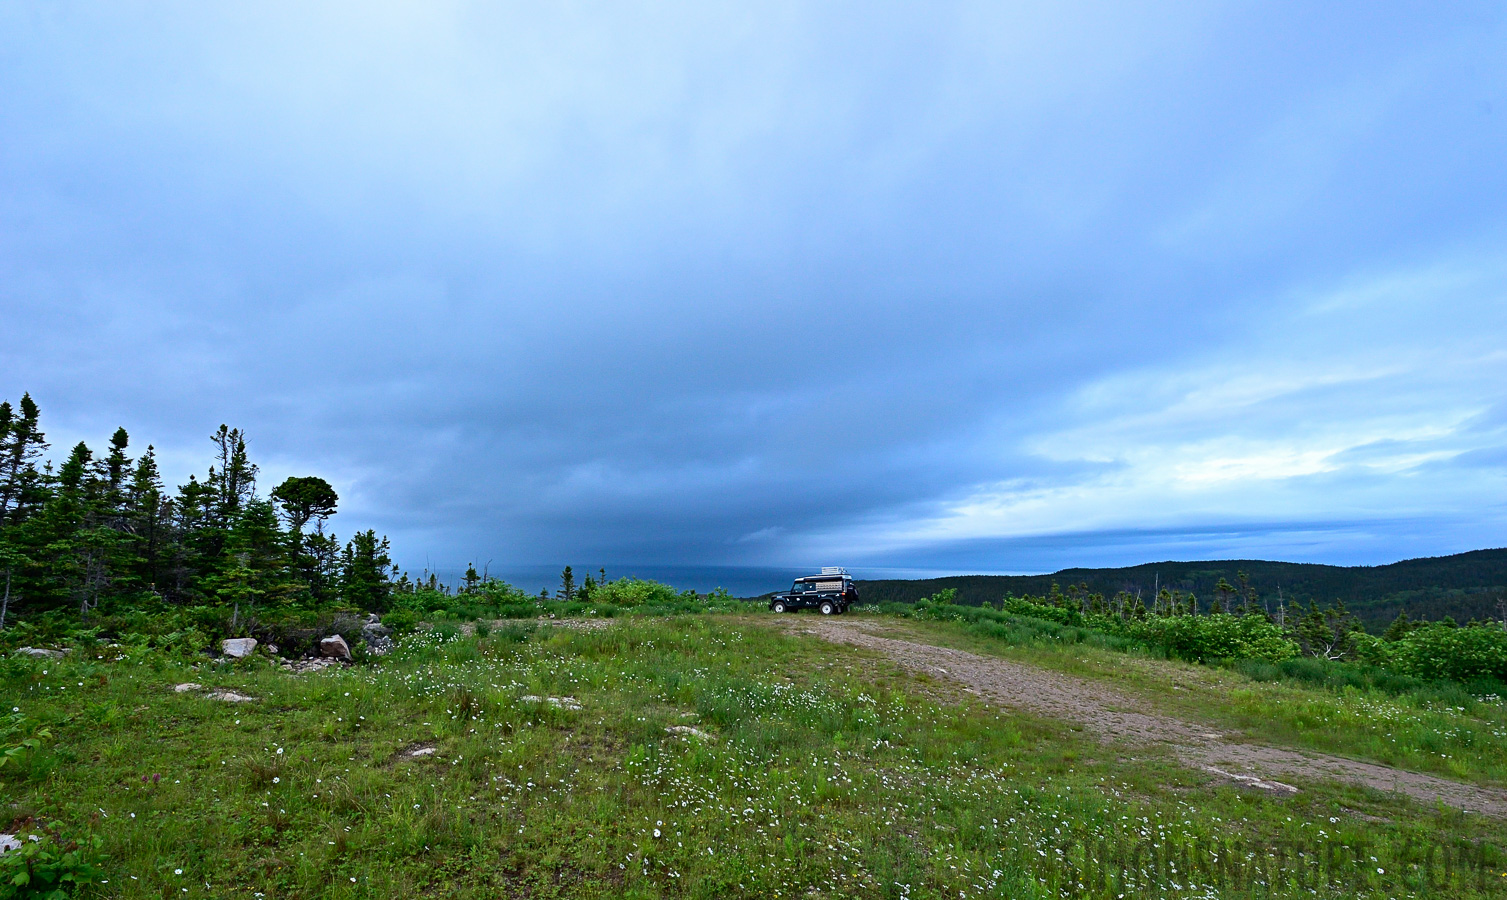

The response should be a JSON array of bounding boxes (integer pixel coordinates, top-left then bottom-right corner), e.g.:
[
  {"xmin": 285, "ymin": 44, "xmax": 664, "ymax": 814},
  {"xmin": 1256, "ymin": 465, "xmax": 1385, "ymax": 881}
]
[{"xmin": 820, "ymin": 566, "xmax": 849, "ymax": 576}]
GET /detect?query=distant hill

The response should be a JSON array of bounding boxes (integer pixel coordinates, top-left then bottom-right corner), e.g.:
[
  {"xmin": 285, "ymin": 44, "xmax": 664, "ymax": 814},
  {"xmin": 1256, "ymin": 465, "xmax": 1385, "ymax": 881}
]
[{"xmin": 854, "ymin": 549, "xmax": 1507, "ymax": 632}]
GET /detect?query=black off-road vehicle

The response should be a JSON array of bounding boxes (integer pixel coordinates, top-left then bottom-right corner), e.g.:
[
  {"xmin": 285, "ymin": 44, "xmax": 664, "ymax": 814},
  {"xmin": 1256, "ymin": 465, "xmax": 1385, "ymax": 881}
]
[{"xmin": 768, "ymin": 568, "xmax": 859, "ymax": 615}]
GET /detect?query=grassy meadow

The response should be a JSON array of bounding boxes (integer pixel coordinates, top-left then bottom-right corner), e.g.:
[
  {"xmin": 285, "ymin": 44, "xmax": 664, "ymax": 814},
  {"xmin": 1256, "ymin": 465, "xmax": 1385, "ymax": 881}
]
[{"xmin": 3, "ymin": 612, "xmax": 1505, "ymax": 898}]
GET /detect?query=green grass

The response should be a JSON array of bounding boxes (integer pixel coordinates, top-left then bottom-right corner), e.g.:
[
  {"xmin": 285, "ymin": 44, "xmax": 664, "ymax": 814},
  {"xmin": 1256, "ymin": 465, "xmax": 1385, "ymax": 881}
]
[
  {"xmin": 2, "ymin": 614, "xmax": 1504, "ymax": 898},
  {"xmin": 882, "ymin": 612, "xmax": 1507, "ymax": 787}
]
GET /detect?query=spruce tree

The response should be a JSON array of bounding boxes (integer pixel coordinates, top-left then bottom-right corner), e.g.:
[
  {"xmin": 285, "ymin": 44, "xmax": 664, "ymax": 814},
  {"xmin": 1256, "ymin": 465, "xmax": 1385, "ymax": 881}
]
[
  {"xmin": 341, "ymin": 530, "xmax": 393, "ymax": 611},
  {"xmin": 0, "ymin": 394, "xmax": 47, "ymax": 525}
]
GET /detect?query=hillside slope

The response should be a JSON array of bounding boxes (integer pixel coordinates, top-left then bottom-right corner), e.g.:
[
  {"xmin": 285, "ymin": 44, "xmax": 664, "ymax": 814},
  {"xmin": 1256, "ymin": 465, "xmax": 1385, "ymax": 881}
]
[{"xmin": 855, "ymin": 548, "xmax": 1507, "ymax": 630}]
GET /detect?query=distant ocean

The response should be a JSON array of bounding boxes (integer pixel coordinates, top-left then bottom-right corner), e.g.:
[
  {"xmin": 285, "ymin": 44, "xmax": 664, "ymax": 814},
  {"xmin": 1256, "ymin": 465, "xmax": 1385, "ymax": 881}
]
[{"xmin": 409, "ymin": 564, "xmax": 1010, "ymax": 599}]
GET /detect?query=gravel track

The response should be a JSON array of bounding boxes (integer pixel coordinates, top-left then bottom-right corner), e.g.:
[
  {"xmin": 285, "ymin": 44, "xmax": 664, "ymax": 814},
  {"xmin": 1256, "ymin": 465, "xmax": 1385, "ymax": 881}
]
[{"xmin": 791, "ymin": 618, "xmax": 1507, "ymax": 817}]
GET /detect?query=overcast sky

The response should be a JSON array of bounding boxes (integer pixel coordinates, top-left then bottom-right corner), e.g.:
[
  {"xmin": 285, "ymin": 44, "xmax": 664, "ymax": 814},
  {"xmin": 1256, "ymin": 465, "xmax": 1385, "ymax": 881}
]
[{"xmin": 3, "ymin": 2, "xmax": 1505, "ymax": 575}]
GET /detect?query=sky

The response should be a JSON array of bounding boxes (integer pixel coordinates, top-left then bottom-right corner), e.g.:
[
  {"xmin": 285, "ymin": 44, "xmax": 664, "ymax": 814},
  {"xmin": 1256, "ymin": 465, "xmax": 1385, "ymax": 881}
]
[{"xmin": 2, "ymin": 1, "xmax": 1505, "ymax": 579}]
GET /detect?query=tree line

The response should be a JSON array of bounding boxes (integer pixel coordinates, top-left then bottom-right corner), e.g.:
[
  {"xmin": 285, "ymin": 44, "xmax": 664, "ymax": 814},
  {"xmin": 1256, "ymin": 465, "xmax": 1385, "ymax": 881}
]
[
  {"xmin": 0, "ymin": 393, "xmax": 397, "ymax": 630},
  {"xmin": 857, "ymin": 553, "xmax": 1507, "ymax": 632}
]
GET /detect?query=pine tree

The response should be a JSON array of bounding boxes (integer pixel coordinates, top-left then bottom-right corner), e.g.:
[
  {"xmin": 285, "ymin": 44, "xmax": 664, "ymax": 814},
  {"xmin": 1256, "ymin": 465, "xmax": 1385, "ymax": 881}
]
[
  {"xmin": 341, "ymin": 530, "xmax": 393, "ymax": 611},
  {"xmin": 1382, "ymin": 609, "xmax": 1415, "ymax": 641},
  {"xmin": 104, "ymin": 428, "xmax": 130, "ymax": 490},
  {"xmin": 0, "ymin": 394, "xmax": 47, "ymax": 525},
  {"xmin": 559, "ymin": 566, "xmax": 576, "ymax": 602},
  {"xmin": 270, "ymin": 476, "xmax": 338, "ymax": 536},
  {"xmin": 126, "ymin": 446, "xmax": 167, "ymax": 594},
  {"xmin": 209, "ymin": 425, "xmax": 258, "ymax": 519},
  {"xmin": 1212, "ymin": 577, "xmax": 1234, "ymax": 614}
]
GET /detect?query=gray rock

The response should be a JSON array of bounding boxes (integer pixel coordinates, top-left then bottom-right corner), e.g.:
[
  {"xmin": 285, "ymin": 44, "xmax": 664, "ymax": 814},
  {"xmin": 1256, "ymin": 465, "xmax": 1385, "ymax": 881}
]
[
  {"xmin": 360, "ymin": 622, "xmax": 393, "ymax": 656},
  {"xmin": 519, "ymin": 695, "xmax": 581, "ymax": 711},
  {"xmin": 173, "ymin": 683, "xmax": 202, "ymax": 693},
  {"xmin": 205, "ymin": 690, "xmax": 256, "ymax": 702},
  {"xmin": 14, "ymin": 647, "xmax": 66, "ymax": 659},
  {"xmin": 319, "ymin": 634, "xmax": 351, "ymax": 660},
  {"xmin": 0, "ymin": 834, "xmax": 38, "ymax": 855},
  {"xmin": 666, "ymin": 725, "xmax": 714, "ymax": 741},
  {"xmin": 221, "ymin": 638, "xmax": 258, "ymax": 659},
  {"xmin": 280, "ymin": 657, "xmax": 341, "ymax": 675}
]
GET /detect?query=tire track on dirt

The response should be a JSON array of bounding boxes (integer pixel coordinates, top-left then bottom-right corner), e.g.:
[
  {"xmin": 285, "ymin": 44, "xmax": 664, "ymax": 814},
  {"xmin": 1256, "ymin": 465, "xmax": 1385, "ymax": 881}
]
[{"xmin": 791, "ymin": 618, "xmax": 1507, "ymax": 817}]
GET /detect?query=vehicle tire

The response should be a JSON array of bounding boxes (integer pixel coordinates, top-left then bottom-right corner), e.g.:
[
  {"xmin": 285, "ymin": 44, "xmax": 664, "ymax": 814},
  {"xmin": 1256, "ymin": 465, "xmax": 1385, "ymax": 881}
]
[
  {"xmin": 820, "ymin": 600, "xmax": 835, "ymax": 615},
  {"xmin": 772, "ymin": 601, "xmax": 787, "ymax": 614}
]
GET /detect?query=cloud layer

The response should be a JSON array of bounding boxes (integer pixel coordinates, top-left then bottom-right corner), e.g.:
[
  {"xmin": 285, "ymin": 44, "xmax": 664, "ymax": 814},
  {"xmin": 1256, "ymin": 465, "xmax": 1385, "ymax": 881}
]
[{"xmin": 2, "ymin": 1, "xmax": 1504, "ymax": 572}]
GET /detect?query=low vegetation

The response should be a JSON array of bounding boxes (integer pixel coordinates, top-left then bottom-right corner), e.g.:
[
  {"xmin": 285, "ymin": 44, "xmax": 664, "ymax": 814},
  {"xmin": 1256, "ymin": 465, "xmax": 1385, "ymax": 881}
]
[
  {"xmin": 4, "ymin": 616, "xmax": 1505, "ymax": 898},
  {"xmin": 893, "ymin": 596, "xmax": 1507, "ymax": 787}
]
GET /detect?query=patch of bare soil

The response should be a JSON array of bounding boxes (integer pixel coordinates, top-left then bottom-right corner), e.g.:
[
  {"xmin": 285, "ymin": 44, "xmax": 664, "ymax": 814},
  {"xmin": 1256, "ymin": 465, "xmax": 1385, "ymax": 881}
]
[{"xmin": 789, "ymin": 618, "xmax": 1507, "ymax": 817}]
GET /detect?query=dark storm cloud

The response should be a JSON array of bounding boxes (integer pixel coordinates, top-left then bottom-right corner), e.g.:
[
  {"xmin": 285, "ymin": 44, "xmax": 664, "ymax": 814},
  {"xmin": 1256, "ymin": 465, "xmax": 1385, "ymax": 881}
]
[{"xmin": 2, "ymin": 2, "xmax": 1505, "ymax": 572}]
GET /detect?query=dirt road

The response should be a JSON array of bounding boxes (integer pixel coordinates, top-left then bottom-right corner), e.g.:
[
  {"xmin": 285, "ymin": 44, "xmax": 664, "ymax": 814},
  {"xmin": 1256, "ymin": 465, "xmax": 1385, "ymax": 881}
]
[{"xmin": 791, "ymin": 618, "xmax": 1507, "ymax": 817}]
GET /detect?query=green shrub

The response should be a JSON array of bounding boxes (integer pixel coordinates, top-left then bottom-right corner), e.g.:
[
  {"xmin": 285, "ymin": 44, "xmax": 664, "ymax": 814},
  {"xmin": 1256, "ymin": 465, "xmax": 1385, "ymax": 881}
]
[
  {"xmin": 1001, "ymin": 596, "xmax": 1082, "ymax": 627},
  {"xmin": 0, "ymin": 830, "xmax": 106, "ymax": 899},
  {"xmin": 1124, "ymin": 613, "xmax": 1298, "ymax": 663},
  {"xmin": 1, "ymin": 711, "xmax": 53, "ymax": 772},
  {"xmin": 382, "ymin": 608, "xmax": 420, "ymax": 633},
  {"xmin": 589, "ymin": 578, "xmax": 690, "ymax": 608},
  {"xmin": 1375, "ymin": 622, "xmax": 1507, "ymax": 683}
]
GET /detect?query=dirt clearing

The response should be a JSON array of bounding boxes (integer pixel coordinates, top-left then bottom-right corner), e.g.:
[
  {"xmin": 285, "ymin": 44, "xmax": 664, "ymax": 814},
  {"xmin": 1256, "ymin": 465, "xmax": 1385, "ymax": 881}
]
[{"xmin": 789, "ymin": 617, "xmax": 1507, "ymax": 817}]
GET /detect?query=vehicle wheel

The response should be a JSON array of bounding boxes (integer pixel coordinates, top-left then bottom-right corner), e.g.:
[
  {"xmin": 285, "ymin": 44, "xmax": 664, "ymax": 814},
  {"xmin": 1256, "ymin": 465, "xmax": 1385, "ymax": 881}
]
[
  {"xmin": 820, "ymin": 600, "xmax": 835, "ymax": 615},
  {"xmin": 772, "ymin": 601, "xmax": 787, "ymax": 614}
]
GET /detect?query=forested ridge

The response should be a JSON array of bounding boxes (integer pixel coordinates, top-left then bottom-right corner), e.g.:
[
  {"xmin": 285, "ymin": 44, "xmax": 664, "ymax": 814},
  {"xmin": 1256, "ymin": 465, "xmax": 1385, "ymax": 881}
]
[
  {"xmin": 0, "ymin": 392, "xmax": 397, "ymax": 631},
  {"xmin": 858, "ymin": 551, "xmax": 1507, "ymax": 632}
]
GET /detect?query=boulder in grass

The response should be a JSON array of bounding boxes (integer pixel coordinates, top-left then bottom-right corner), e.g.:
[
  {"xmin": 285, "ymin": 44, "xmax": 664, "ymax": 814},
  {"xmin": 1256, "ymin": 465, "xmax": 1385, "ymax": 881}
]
[
  {"xmin": 14, "ymin": 647, "xmax": 66, "ymax": 660},
  {"xmin": 666, "ymin": 725, "xmax": 715, "ymax": 741},
  {"xmin": 205, "ymin": 690, "xmax": 257, "ymax": 703},
  {"xmin": 319, "ymin": 634, "xmax": 352, "ymax": 660},
  {"xmin": 221, "ymin": 638, "xmax": 258, "ymax": 659},
  {"xmin": 361, "ymin": 623, "xmax": 393, "ymax": 656}
]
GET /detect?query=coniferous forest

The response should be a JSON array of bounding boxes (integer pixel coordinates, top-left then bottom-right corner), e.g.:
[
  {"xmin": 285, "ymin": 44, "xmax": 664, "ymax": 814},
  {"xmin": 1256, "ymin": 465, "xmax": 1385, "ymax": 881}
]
[
  {"xmin": 0, "ymin": 393, "xmax": 733, "ymax": 655},
  {"xmin": 0, "ymin": 393, "xmax": 395, "ymax": 637}
]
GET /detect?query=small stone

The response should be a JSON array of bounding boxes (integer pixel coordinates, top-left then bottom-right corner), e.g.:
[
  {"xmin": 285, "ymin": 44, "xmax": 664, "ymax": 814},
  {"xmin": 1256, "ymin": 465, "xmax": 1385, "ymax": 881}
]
[
  {"xmin": 319, "ymin": 635, "xmax": 352, "ymax": 660},
  {"xmin": 173, "ymin": 683, "xmax": 202, "ymax": 693},
  {"xmin": 283, "ymin": 657, "xmax": 341, "ymax": 675},
  {"xmin": 408, "ymin": 747, "xmax": 437, "ymax": 757},
  {"xmin": 221, "ymin": 638, "xmax": 257, "ymax": 659},
  {"xmin": 14, "ymin": 647, "xmax": 66, "ymax": 659},
  {"xmin": 665, "ymin": 725, "xmax": 714, "ymax": 741},
  {"xmin": 205, "ymin": 690, "xmax": 257, "ymax": 703},
  {"xmin": 0, "ymin": 835, "xmax": 21, "ymax": 855}
]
